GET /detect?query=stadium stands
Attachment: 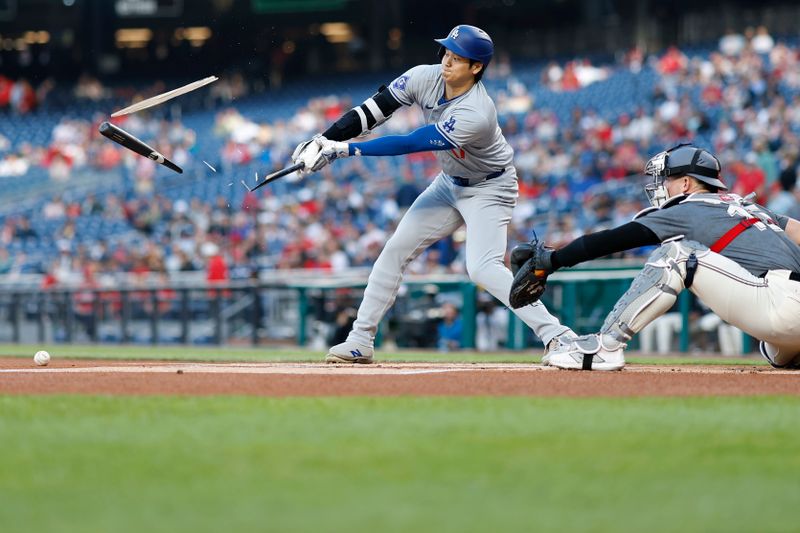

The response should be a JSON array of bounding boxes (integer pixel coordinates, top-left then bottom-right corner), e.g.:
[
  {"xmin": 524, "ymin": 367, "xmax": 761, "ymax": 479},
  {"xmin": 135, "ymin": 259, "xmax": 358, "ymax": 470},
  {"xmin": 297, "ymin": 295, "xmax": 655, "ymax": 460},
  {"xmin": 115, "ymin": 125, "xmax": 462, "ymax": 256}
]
[{"xmin": 1, "ymin": 32, "xmax": 799, "ymax": 292}]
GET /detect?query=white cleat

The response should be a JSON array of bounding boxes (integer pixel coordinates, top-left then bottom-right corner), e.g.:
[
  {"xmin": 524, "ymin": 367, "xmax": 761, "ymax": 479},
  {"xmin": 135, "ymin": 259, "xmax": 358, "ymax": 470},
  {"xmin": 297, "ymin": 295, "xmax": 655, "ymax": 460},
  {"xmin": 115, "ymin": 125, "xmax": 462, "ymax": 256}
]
[
  {"xmin": 545, "ymin": 334, "xmax": 626, "ymax": 371},
  {"xmin": 758, "ymin": 341, "xmax": 800, "ymax": 369},
  {"xmin": 541, "ymin": 332, "xmax": 578, "ymax": 367},
  {"xmin": 325, "ymin": 341, "xmax": 375, "ymax": 364}
]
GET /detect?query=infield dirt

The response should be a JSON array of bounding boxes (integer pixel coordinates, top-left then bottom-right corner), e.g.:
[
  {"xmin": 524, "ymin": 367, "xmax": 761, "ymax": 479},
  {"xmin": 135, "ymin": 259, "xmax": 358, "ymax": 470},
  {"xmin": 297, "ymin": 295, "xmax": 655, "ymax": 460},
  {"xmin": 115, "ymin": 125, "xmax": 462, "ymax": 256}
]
[{"xmin": 1, "ymin": 358, "xmax": 798, "ymax": 397}]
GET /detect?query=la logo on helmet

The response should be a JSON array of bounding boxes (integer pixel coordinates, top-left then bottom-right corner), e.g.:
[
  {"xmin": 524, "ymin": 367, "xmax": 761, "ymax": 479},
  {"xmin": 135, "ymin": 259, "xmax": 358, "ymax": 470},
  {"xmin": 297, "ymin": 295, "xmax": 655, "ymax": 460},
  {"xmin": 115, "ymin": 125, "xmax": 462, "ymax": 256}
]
[{"xmin": 451, "ymin": 27, "xmax": 459, "ymax": 39}]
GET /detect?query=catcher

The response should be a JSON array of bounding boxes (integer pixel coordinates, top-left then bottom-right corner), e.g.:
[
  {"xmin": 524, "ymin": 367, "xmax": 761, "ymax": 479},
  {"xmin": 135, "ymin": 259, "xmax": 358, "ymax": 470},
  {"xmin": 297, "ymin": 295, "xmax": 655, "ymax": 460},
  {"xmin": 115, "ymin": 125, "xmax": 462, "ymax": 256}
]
[{"xmin": 510, "ymin": 143, "xmax": 800, "ymax": 370}]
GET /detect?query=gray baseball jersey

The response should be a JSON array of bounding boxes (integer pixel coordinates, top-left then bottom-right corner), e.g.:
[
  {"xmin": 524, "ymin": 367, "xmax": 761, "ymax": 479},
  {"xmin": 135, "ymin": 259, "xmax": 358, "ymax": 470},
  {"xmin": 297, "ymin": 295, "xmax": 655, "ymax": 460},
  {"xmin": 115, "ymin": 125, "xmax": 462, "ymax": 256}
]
[
  {"xmin": 340, "ymin": 64, "xmax": 573, "ymax": 351},
  {"xmin": 636, "ymin": 192, "xmax": 800, "ymax": 275},
  {"xmin": 387, "ymin": 64, "xmax": 513, "ymax": 178}
]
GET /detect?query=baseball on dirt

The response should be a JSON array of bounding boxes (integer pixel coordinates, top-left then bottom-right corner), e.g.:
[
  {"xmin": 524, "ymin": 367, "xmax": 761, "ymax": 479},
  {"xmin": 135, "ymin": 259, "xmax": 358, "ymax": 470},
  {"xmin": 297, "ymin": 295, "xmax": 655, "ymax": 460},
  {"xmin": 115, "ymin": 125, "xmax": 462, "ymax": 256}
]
[{"xmin": 34, "ymin": 350, "xmax": 50, "ymax": 366}]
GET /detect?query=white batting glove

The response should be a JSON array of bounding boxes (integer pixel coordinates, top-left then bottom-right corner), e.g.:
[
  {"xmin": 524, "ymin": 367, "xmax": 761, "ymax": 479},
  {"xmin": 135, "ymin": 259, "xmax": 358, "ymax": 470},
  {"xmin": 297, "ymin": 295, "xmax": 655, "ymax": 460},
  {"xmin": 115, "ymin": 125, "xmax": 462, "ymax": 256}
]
[
  {"xmin": 291, "ymin": 135, "xmax": 322, "ymax": 175},
  {"xmin": 306, "ymin": 136, "xmax": 350, "ymax": 173}
]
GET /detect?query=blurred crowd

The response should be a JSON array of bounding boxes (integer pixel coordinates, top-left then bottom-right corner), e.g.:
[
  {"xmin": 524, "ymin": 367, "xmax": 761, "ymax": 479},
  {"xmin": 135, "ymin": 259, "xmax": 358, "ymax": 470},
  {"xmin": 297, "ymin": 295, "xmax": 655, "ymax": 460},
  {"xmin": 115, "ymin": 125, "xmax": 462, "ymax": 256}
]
[
  {"xmin": 0, "ymin": 73, "xmax": 244, "ymax": 183},
  {"xmin": 0, "ymin": 74, "xmax": 51, "ymax": 115},
  {"xmin": 2, "ymin": 27, "xmax": 800, "ymax": 296}
]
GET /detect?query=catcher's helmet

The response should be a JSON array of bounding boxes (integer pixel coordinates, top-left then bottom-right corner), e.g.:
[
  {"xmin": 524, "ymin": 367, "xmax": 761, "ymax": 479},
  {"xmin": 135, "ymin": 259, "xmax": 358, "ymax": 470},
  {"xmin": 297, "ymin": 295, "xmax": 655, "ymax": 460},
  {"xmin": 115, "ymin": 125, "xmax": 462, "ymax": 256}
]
[
  {"xmin": 644, "ymin": 143, "xmax": 726, "ymax": 207},
  {"xmin": 435, "ymin": 25, "xmax": 493, "ymax": 65}
]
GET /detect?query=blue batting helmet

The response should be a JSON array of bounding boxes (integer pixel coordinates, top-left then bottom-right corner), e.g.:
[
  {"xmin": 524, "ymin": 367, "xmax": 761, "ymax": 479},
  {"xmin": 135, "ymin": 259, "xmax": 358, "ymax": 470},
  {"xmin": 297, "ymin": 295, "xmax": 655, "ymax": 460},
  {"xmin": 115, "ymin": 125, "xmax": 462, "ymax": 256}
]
[{"xmin": 435, "ymin": 25, "xmax": 493, "ymax": 65}]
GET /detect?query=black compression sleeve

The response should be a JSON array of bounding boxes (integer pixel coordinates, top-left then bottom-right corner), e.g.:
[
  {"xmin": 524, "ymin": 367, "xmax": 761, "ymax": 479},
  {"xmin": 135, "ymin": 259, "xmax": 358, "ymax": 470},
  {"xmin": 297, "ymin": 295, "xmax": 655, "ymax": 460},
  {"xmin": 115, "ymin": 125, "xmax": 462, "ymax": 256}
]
[
  {"xmin": 373, "ymin": 88, "xmax": 402, "ymax": 115},
  {"xmin": 323, "ymin": 109, "xmax": 362, "ymax": 141},
  {"xmin": 322, "ymin": 89, "xmax": 402, "ymax": 142},
  {"xmin": 551, "ymin": 221, "xmax": 661, "ymax": 269}
]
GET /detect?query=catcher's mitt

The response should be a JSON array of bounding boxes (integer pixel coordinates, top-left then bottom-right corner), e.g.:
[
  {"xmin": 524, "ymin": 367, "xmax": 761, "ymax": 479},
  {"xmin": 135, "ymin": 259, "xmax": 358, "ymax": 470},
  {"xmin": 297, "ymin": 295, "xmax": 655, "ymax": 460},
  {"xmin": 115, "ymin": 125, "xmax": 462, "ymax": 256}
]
[{"xmin": 509, "ymin": 240, "xmax": 554, "ymax": 309}]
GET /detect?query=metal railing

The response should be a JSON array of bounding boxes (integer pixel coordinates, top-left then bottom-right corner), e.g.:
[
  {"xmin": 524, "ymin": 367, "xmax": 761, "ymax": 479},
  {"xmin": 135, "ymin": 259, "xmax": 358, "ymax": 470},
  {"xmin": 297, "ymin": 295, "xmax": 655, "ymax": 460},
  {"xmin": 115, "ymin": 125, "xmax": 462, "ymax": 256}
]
[
  {"xmin": 0, "ymin": 265, "xmax": 630, "ymax": 348},
  {"xmin": 0, "ymin": 261, "xmax": 741, "ymax": 352}
]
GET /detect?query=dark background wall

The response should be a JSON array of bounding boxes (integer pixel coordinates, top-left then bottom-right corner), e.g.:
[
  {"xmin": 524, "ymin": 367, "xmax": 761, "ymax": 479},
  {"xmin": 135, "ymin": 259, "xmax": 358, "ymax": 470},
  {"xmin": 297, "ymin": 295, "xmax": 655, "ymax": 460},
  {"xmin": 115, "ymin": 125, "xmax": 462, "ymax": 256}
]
[{"xmin": 0, "ymin": 0, "xmax": 798, "ymax": 82}]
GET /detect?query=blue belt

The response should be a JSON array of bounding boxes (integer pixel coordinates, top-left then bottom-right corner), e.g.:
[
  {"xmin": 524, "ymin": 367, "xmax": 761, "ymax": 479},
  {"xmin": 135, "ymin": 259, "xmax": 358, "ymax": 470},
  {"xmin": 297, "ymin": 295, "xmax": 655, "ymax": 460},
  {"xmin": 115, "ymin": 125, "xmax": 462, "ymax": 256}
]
[{"xmin": 450, "ymin": 169, "xmax": 505, "ymax": 187}]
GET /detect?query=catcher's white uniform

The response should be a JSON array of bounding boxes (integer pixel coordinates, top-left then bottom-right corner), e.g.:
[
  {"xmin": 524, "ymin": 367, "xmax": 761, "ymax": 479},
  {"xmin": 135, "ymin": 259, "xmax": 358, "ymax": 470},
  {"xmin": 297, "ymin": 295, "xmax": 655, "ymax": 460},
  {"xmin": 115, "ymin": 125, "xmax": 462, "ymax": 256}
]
[{"xmin": 635, "ymin": 193, "xmax": 800, "ymax": 367}]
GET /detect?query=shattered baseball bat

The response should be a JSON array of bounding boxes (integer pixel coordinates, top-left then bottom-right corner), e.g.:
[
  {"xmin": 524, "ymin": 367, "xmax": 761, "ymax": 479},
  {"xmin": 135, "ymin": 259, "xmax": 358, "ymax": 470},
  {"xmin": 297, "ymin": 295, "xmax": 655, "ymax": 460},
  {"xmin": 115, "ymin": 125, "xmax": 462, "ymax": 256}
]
[
  {"xmin": 99, "ymin": 121, "xmax": 183, "ymax": 174},
  {"xmin": 246, "ymin": 162, "xmax": 305, "ymax": 192}
]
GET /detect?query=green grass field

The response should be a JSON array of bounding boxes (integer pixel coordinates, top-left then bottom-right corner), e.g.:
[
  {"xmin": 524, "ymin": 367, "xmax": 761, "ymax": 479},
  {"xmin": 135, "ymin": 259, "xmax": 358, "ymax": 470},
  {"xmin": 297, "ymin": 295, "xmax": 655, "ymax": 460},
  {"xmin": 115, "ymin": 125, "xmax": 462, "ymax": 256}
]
[
  {"xmin": 1, "ymin": 344, "xmax": 790, "ymax": 532},
  {"xmin": 2, "ymin": 396, "xmax": 799, "ymax": 533}
]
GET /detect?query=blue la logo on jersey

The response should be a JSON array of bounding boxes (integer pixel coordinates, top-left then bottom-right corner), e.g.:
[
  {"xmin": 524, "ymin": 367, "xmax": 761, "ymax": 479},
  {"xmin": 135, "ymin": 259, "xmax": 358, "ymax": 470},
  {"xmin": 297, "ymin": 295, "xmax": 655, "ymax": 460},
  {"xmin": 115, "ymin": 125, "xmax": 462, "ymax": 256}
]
[
  {"xmin": 442, "ymin": 117, "xmax": 456, "ymax": 133},
  {"xmin": 393, "ymin": 75, "xmax": 409, "ymax": 91}
]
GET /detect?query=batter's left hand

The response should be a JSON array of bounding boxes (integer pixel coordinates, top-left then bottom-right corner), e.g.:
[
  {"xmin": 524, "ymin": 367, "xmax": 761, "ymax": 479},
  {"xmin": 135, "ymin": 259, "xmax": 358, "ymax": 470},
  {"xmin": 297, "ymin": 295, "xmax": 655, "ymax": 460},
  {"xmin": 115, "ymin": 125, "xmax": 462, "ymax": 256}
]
[{"xmin": 308, "ymin": 136, "xmax": 350, "ymax": 172}]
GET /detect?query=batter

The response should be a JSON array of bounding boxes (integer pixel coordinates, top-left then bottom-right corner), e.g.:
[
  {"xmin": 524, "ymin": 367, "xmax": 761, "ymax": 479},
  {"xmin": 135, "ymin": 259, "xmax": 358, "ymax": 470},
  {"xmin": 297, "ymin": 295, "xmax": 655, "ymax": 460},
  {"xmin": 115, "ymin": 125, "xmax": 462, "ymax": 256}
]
[{"xmin": 292, "ymin": 24, "xmax": 574, "ymax": 363}]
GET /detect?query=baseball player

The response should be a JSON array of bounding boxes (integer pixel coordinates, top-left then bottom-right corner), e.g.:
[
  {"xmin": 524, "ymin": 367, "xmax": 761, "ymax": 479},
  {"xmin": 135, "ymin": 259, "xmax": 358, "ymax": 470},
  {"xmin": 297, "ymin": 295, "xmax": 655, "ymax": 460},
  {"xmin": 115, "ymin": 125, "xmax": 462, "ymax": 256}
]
[
  {"xmin": 293, "ymin": 24, "xmax": 575, "ymax": 363},
  {"xmin": 509, "ymin": 143, "xmax": 800, "ymax": 370}
]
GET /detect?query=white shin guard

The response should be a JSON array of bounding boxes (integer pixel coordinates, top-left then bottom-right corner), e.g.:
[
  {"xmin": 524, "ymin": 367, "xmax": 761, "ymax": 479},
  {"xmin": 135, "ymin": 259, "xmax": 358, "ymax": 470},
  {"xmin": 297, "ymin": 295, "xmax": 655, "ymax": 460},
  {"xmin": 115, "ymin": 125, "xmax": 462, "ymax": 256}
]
[{"xmin": 601, "ymin": 240, "xmax": 709, "ymax": 344}]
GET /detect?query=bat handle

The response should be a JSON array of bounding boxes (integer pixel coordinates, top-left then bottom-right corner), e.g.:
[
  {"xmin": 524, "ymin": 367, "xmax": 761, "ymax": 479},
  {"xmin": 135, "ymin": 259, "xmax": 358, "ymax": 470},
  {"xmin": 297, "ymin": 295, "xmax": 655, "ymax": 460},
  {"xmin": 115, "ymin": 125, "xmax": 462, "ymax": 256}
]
[{"xmin": 250, "ymin": 162, "xmax": 306, "ymax": 192}]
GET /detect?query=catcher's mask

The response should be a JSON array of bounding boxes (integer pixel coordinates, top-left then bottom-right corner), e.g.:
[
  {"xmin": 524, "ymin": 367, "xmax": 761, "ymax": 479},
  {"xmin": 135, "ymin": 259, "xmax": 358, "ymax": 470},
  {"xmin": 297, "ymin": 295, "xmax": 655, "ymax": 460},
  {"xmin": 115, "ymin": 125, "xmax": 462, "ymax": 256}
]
[{"xmin": 644, "ymin": 143, "xmax": 726, "ymax": 207}]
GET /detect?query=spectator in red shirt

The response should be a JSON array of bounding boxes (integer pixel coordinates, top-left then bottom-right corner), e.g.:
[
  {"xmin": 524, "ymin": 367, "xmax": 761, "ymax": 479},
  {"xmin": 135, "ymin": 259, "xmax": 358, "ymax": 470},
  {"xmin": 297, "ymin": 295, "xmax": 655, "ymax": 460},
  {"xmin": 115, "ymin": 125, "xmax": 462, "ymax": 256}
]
[
  {"xmin": 561, "ymin": 62, "xmax": 580, "ymax": 91},
  {"xmin": 731, "ymin": 155, "xmax": 766, "ymax": 198},
  {"xmin": 701, "ymin": 81, "xmax": 724, "ymax": 106},
  {"xmin": 41, "ymin": 262, "xmax": 59, "ymax": 290},
  {"xmin": 0, "ymin": 75, "xmax": 12, "ymax": 108},
  {"xmin": 204, "ymin": 241, "xmax": 230, "ymax": 298},
  {"xmin": 206, "ymin": 248, "xmax": 228, "ymax": 282},
  {"xmin": 658, "ymin": 46, "xmax": 688, "ymax": 75}
]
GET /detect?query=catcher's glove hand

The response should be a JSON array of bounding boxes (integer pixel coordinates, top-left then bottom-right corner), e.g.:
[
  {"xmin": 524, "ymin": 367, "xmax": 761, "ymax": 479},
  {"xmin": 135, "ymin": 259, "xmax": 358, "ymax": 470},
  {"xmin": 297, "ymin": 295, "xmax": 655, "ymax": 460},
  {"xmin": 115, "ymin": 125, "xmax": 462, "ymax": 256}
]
[{"xmin": 509, "ymin": 240, "xmax": 554, "ymax": 309}]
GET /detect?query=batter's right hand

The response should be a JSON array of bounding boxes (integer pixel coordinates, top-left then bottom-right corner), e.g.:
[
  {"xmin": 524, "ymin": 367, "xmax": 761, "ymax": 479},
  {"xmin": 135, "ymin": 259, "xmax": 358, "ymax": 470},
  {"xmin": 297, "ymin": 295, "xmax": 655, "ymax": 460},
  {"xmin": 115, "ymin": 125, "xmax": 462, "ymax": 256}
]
[{"xmin": 292, "ymin": 135, "xmax": 321, "ymax": 175}]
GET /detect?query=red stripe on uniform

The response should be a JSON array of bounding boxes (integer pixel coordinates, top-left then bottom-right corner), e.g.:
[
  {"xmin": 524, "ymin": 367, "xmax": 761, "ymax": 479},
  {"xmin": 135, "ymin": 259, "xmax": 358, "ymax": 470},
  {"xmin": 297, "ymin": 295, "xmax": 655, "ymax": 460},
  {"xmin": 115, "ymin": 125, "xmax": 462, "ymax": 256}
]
[{"xmin": 710, "ymin": 218, "xmax": 759, "ymax": 253}]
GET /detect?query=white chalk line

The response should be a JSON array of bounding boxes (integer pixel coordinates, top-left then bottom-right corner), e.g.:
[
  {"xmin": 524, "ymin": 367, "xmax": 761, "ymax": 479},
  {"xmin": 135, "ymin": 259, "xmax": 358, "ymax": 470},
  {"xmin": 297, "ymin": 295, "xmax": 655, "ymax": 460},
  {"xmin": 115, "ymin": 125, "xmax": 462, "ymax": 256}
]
[
  {"xmin": 0, "ymin": 362, "xmax": 791, "ymax": 376},
  {"xmin": 0, "ymin": 364, "xmax": 505, "ymax": 376}
]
